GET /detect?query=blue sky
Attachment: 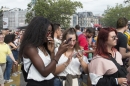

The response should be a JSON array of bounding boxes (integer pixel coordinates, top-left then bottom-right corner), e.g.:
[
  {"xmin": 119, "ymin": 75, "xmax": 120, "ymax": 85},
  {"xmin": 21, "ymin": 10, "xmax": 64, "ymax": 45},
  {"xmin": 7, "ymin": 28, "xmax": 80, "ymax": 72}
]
[{"xmin": 0, "ymin": 0, "xmax": 124, "ymax": 15}]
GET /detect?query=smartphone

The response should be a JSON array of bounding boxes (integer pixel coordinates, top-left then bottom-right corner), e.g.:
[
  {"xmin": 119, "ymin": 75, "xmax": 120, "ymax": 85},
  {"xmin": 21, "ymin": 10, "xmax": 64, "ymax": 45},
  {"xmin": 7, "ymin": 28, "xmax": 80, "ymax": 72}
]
[
  {"xmin": 18, "ymin": 36, "xmax": 20, "ymax": 39},
  {"xmin": 47, "ymin": 32, "xmax": 50, "ymax": 37},
  {"xmin": 65, "ymin": 38, "xmax": 72, "ymax": 44},
  {"xmin": 89, "ymin": 48, "xmax": 93, "ymax": 50},
  {"xmin": 72, "ymin": 53, "xmax": 78, "ymax": 58},
  {"xmin": 73, "ymin": 50, "xmax": 84, "ymax": 58},
  {"xmin": 78, "ymin": 50, "xmax": 84, "ymax": 54}
]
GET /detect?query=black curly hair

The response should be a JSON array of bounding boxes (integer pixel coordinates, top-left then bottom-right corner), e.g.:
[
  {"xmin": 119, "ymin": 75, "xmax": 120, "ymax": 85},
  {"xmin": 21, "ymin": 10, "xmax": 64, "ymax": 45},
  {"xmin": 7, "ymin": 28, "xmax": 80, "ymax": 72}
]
[
  {"xmin": 4, "ymin": 34, "xmax": 15, "ymax": 43},
  {"xmin": 19, "ymin": 16, "xmax": 54, "ymax": 58}
]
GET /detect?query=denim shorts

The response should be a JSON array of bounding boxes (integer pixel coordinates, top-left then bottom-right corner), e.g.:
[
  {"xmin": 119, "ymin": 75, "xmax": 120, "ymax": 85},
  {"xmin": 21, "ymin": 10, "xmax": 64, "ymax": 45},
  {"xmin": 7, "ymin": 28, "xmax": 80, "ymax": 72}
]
[{"xmin": 12, "ymin": 50, "xmax": 18, "ymax": 60}]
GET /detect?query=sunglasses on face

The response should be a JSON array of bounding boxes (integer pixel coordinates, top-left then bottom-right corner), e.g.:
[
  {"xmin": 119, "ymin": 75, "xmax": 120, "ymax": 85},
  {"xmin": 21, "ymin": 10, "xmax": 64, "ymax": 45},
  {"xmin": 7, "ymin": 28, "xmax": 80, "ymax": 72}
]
[
  {"xmin": 112, "ymin": 36, "xmax": 118, "ymax": 40},
  {"xmin": 47, "ymin": 30, "xmax": 52, "ymax": 37}
]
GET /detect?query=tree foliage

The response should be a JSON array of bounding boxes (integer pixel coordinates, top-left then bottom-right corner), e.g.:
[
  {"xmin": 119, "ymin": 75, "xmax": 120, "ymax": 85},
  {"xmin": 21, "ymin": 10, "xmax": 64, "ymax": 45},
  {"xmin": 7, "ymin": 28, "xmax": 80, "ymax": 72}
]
[
  {"xmin": 25, "ymin": 0, "xmax": 83, "ymax": 28},
  {"xmin": 0, "ymin": 9, "xmax": 3, "ymax": 17},
  {"xmin": 124, "ymin": 0, "xmax": 130, "ymax": 3},
  {"xmin": 101, "ymin": 4, "xmax": 130, "ymax": 28}
]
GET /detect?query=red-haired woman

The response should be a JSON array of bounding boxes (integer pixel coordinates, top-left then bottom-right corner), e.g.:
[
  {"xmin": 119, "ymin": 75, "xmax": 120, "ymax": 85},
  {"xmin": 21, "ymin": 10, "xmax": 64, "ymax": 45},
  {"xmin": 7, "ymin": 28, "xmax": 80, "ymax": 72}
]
[{"xmin": 88, "ymin": 27, "xmax": 127, "ymax": 86}]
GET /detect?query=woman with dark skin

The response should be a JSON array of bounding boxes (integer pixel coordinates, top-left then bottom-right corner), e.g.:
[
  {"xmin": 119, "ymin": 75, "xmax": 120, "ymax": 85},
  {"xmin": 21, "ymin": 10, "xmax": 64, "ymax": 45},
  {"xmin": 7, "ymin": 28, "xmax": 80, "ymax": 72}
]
[{"xmin": 19, "ymin": 16, "xmax": 70, "ymax": 86}]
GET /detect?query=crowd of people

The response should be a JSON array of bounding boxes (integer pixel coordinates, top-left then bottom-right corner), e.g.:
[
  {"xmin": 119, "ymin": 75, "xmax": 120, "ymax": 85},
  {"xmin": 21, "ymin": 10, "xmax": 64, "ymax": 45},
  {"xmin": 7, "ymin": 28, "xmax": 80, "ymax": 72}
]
[
  {"xmin": 0, "ymin": 29, "xmax": 24, "ymax": 86},
  {"xmin": 0, "ymin": 16, "xmax": 130, "ymax": 86}
]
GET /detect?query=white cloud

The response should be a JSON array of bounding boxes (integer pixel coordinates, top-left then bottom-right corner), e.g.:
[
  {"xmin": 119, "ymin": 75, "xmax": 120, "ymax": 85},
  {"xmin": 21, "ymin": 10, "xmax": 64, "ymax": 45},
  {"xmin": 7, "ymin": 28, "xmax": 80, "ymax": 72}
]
[
  {"xmin": 0, "ymin": 0, "xmax": 31, "ymax": 9},
  {"xmin": 75, "ymin": 0, "xmax": 124, "ymax": 15},
  {"xmin": 17, "ymin": 0, "xmax": 25, "ymax": 2}
]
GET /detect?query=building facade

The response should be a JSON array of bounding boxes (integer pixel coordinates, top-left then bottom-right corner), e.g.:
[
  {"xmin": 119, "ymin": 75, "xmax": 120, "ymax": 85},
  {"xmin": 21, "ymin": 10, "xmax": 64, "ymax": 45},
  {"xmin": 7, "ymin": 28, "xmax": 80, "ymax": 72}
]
[
  {"xmin": 70, "ymin": 14, "xmax": 78, "ymax": 27},
  {"xmin": 3, "ymin": 8, "xmax": 27, "ymax": 29},
  {"xmin": 78, "ymin": 12, "xmax": 99, "ymax": 28}
]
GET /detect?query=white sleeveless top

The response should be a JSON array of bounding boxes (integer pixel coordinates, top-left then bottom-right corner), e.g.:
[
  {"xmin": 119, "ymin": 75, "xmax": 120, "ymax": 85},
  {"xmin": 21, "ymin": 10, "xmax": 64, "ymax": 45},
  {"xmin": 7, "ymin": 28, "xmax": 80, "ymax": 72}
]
[
  {"xmin": 57, "ymin": 54, "xmax": 89, "ymax": 76},
  {"xmin": 23, "ymin": 48, "xmax": 54, "ymax": 81},
  {"xmin": 55, "ymin": 48, "xmax": 89, "ymax": 76}
]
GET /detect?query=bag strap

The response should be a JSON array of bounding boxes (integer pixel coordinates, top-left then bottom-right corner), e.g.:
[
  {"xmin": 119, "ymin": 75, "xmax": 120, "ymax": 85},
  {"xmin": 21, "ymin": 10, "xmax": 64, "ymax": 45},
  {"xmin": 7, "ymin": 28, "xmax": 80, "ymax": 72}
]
[
  {"xmin": 22, "ymin": 57, "xmax": 32, "ymax": 74},
  {"xmin": 27, "ymin": 63, "xmax": 32, "ymax": 74},
  {"xmin": 109, "ymin": 53, "xmax": 127, "ymax": 77},
  {"xmin": 109, "ymin": 53, "xmax": 121, "ymax": 71}
]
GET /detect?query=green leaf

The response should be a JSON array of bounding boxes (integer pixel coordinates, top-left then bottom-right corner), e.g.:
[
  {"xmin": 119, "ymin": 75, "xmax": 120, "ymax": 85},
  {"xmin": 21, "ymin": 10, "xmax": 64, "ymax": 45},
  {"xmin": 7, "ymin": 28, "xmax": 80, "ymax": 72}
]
[
  {"xmin": 25, "ymin": 0, "xmax": 83, "ymax": 28},
  {"xmin": 101, "ymin": 3, "xmax": 130, "ymax": 27}
]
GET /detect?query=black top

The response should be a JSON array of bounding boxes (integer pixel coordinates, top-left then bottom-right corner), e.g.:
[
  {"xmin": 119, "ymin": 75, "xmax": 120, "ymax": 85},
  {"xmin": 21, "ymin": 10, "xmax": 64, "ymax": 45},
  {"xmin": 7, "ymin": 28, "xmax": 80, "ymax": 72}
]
[
  {"xmin": 115, "ymin": 32, "xmax": 128, "ymax": 66},
  {"xmin": 115, "ymin": 32, "xmax": 127, "ymax": 51},
  {"xmin": 95, "ymin": 72, "xmax": 119, "ymax": 86},
  {"xmin": 10, "ymin": 42, "xmax": 18, "ymax": 51},
  {"xmin": 94, "ymin": 54, "xmax": 127, "ymax": 86}
]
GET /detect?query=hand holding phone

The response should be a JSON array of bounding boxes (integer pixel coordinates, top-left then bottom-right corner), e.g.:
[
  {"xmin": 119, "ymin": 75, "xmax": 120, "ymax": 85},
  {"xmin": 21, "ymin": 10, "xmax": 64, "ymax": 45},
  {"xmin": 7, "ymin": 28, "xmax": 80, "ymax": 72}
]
[
  {"xmin": 78, "ymin": 50, "xmax": 84, "ymax": 54},
  {"xmin": 73, "ymin": 50, "xmax": 84, "ymax": 58},
  {"xmin": 65, "ymin": 38, "xmax": 72, "ymax": 44},
  {"xmin": 73, "ymin": 53, "xmax": 78, "ymax": 58},
  {"xmin": 47, "ymin": 32, "xmax": 51, "ymax": 37}
]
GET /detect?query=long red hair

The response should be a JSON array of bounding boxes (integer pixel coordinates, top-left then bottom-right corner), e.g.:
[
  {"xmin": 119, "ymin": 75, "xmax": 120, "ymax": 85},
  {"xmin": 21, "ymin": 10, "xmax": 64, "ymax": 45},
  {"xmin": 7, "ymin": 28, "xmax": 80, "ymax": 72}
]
[{"xmin": 95, "ymin": 27, "xmax": 117, "ymax": 58}]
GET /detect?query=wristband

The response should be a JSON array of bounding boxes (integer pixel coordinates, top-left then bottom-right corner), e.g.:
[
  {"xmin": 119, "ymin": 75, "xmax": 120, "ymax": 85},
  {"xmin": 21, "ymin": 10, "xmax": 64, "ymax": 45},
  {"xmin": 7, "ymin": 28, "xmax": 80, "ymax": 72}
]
[
  {"xmin": 79, "ymin": 58, "xmax": 83, "ymax": 63},
  {"xmin": 52, "ymin": 59, "xmax": 58, "ymax": 64},
  {"xmin": 63, "ymin": 63, "xmax": 67, "ymax": 67}
]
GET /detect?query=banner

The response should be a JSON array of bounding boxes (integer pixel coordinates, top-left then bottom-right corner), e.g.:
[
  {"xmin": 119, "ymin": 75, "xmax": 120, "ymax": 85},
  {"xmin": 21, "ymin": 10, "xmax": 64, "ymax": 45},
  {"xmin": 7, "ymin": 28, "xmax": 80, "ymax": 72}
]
[{"xmin": 3, "ymin": 18, "xmax": 8, "ymax": 28}]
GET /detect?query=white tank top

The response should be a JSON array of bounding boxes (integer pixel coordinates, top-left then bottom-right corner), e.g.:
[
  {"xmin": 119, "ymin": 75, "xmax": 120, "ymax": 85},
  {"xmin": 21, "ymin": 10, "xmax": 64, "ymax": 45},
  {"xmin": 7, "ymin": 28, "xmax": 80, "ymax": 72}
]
[{"xmin": 23, "ymin": 48, "xmax": 54, "ymax": 81}]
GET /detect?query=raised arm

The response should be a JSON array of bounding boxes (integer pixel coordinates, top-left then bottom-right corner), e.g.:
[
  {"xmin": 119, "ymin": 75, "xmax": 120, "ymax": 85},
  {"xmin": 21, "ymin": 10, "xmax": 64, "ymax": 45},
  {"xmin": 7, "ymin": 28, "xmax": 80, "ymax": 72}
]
[{"xmin": 24, "ymin": 42, "xmax": 69, "ymax": 77}]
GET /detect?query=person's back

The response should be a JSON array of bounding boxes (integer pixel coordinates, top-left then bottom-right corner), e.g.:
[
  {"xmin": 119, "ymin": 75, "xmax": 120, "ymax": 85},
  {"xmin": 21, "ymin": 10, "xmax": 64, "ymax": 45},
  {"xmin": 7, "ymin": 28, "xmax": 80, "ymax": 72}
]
[
  {"xmin": 115, "ymin": 32, "xmax": 127, "ymax": 51},
  {"xmin": 75, "ymin": 25, "xmax": 82, "ymax": 36},
  {"xmin": 78, "ymin": 33, "xmax": 88, "ymax": 57},
  {"xmin": 115, "ymin": 17, "xmax": 130, "ymax": 67}
]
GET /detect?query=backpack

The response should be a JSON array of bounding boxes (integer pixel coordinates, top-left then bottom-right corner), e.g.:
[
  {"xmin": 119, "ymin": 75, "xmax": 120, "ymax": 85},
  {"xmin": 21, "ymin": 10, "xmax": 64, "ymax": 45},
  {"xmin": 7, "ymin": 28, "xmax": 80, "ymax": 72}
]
[{"xmin": 21, "ymin": 62, "xmax": 32, "ymax": 82}]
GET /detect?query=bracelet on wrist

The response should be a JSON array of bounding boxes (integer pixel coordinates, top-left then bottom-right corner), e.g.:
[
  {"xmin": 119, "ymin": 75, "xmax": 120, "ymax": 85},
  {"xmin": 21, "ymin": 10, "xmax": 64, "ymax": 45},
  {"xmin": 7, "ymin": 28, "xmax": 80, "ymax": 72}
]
[
  {"xmin": 79, "ymin": 59, "xmax": 83, "ymax": 63},
  {"xmin": 52, "ymin": 59, "xmax": 58, "ymax": 64},
  {"xmin": 63, "ymin": 63, "xmax": 67, "ymax": 67}
]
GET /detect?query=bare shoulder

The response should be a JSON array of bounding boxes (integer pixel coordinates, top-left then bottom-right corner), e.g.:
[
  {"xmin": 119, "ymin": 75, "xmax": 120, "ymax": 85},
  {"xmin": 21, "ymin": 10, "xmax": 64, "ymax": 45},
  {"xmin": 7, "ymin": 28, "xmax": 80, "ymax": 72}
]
[{"xmin": 23, "ymin": 45, "xmax": 38, "ymax": 58}]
